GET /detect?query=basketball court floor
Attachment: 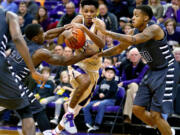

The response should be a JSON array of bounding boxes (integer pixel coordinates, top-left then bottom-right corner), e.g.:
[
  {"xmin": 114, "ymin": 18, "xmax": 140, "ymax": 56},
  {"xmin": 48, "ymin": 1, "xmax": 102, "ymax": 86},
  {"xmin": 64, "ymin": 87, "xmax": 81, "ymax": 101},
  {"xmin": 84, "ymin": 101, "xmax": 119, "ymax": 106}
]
[{"xmin": 0, "ymin": 126, "xmax": 125, "ymax": 135}]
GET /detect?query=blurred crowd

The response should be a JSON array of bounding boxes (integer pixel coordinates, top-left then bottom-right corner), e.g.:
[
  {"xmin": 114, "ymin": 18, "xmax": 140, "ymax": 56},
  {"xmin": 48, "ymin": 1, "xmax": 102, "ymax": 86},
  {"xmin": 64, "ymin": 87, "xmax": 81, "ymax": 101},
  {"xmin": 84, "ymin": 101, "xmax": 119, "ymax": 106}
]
[{"xmin": 0, "ymin": 0, "xmax": 180, "ymax": 133}]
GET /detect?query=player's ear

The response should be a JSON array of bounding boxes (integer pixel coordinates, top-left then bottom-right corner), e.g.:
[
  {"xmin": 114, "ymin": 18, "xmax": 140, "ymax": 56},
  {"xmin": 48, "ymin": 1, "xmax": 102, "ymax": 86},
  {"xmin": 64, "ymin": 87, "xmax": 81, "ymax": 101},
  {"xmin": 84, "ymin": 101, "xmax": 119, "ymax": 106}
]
[
  {"xmin": 32, "ymin": 35, "xmax": 39, "ymax": 42},
  {"xmin": 144, "ymin": 16, "xmax": 149, "ymax": 22}
]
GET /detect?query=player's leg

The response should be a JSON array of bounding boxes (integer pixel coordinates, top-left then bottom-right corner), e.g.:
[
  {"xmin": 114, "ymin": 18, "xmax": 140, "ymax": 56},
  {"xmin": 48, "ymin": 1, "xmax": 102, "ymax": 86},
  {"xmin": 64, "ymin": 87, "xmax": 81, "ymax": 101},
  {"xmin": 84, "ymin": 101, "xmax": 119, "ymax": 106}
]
[
  {"xmin": 150, "ymin": 111, "xmax": 172, "ymax": 135},
  {"xmin": 133, "ymin": 73, "xmax": 156, "ymax": 127},
  {"xmin": 16, "ymin": 106, "xmax": 36, "ymax": 135}
]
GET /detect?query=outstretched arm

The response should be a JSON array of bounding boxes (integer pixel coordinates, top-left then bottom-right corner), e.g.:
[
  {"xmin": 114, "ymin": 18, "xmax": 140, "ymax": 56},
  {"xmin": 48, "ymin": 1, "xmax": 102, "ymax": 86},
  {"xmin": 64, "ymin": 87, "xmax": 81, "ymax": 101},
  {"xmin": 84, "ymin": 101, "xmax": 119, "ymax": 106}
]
[
  {"xmin": 44, "ymin": 27, "xmax": 66, "ymax": 40},
  {"xmin": 97, "ymin": 42, "xmax": 131, "ymax": 57},
  {"xmin": 94, "ymin": 19, "xmax": 164, "ymax": 45},
  {"xmin": 32, "ymin": 48, "xmax": 95, "ymax": 66}
]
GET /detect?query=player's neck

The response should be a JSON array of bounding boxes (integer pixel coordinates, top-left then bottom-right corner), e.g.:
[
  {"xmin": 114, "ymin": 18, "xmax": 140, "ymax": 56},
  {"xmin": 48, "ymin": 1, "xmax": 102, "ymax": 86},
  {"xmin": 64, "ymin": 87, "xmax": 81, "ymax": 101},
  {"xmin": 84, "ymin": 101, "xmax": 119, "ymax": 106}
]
[
  {"xmin": 84, "ymin": 22, "xmax": 93, "ymax": 29},
  {"xmin": 138, "ymin": 22, "xmax": 148, "ymax": 32}
]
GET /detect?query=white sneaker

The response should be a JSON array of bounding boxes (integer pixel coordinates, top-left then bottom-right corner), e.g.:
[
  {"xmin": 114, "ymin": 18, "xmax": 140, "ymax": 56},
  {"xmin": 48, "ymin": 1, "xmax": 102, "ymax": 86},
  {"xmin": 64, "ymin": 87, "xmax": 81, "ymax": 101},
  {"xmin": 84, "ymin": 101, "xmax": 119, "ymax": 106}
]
[
  {"xmin": 85, "ymin": 123, "xmax": 93, "ymax": 128},
  {"xmin": 50, "ymin": 118, "xmax": 58, "ymax": 125},
  {"xmin": 171, "ymin": 128, "xmax": 175, "ymax": 135},
  {"xmin": 17, "ymin": 121, "xmax": 22, "ymax": 126},
  {"xmin": 43, "ymin": 130, "xmax": 54, "ymax": 135},
  {"xmin": 63, "ymin": 112, "xmax": 77, "ymax": 134}
]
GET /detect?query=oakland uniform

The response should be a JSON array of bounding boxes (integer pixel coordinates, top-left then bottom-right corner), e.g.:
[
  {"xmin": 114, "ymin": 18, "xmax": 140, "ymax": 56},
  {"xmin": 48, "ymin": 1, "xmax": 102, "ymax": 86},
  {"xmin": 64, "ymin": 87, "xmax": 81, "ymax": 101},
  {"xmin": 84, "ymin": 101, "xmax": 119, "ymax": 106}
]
[
  {"xmin": 0, "ymin": 8, "xmax": 30, "ymax": 110},
  {"xmin": 7, "ymin": 38, "xmax": 44, "ymax": 114},
  {"xmin": 68, "ymin": 18, "xmax": 102, "ymax": 107},
  {"xmin": 134, "ymin": 22, "xmax": 178, "ymax": 114}
]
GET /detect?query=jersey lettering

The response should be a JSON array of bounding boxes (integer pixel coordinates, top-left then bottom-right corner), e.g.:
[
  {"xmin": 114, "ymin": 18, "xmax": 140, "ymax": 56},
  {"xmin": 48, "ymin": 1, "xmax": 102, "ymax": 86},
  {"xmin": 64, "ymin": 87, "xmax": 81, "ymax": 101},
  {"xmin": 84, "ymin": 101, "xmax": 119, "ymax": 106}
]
[
  {"xmin": 9, "ymin": 50, "xmax": 23, "ymax": 63},
  {"xmin": 140, "ymin": 51, "xmax": 153, "ymax": 63}
]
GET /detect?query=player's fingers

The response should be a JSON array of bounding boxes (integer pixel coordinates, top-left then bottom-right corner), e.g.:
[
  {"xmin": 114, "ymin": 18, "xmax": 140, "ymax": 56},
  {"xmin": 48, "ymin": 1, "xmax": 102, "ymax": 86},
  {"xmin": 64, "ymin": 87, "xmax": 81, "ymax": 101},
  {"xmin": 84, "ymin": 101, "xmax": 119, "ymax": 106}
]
[{"xmin": 64, "ymin": 24, "xmax": 73, "ymax": 30}]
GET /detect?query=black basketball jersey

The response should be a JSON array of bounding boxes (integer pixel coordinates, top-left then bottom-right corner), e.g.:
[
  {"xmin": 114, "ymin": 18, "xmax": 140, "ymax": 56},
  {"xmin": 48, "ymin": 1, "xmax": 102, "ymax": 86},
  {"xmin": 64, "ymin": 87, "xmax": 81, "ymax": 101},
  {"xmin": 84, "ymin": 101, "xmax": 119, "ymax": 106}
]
[
  {"xmin": 134, "ymin": 22, "xmax": 175, "ymax": 70},
  {"xmin": 0, "ymin": 8, "xmax": 11, "ymax": 57},
  {"xmin": 8, "ymin": 38, "xmax": 42, "ymax": 79}
]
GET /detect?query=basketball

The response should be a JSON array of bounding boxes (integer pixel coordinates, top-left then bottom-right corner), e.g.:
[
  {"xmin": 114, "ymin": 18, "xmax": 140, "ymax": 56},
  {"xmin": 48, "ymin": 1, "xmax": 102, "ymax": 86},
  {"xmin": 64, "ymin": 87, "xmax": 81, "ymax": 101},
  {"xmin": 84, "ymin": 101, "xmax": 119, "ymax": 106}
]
[{"xmin": 65, "ymin": 28, "xmax": 86, "ymax": 49}]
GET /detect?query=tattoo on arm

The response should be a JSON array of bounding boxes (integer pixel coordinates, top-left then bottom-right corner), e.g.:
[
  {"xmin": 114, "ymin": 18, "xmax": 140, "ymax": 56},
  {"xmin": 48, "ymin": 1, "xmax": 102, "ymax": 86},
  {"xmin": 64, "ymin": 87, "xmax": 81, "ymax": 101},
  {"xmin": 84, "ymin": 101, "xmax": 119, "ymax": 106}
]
[{"xmin": 106, "ymin": 25, "xmax": 157, "ymax": 45}]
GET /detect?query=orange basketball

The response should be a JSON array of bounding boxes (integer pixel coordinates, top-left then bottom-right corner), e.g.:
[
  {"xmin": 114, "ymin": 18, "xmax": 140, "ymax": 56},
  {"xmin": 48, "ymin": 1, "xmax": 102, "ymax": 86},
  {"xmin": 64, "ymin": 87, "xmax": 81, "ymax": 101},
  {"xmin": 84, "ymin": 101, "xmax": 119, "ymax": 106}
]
[{"xmin": 65, "ymin": 28, "xmax": 86, "ymax": 49}]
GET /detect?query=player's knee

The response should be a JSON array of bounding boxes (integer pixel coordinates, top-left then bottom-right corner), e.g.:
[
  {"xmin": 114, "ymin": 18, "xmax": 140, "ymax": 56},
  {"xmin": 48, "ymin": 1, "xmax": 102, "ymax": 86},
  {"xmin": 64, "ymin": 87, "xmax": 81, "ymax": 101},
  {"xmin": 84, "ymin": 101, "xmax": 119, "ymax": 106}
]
[
  {"xmin": 133, "ymin": 105, "xmax": 145, "ymax": 116},
  {"xmin": 151, "ymin": 111, "xmax": 161, "ymax": 121},
  {"xmin": 22, "ymin": 118, "xmax": 35, "ymax": 134},
  {"xmin": 81, "ymin": 76, "xmax": 91, "ymax": 88}
]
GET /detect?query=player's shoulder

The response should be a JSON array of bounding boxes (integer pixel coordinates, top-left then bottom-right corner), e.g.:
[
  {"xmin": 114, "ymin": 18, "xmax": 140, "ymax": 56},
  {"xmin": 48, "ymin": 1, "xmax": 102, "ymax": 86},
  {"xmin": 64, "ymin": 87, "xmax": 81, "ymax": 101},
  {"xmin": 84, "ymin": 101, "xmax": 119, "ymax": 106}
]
[{"xmin": 146, "ymin": 24, "xmax": 161, "ymax": 32}]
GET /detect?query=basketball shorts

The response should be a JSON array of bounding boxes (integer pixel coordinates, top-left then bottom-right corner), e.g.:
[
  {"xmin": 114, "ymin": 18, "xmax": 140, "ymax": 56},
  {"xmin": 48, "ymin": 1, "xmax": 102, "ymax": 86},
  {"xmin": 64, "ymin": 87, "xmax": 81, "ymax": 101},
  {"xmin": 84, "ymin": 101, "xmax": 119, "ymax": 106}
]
[
  {"xmin": 134, "ymin": 63, "xmax": 178, "ymax": 114},
  {"xmin": 68, "ymin": 65, "xmax": 99, "ymax": 107}
]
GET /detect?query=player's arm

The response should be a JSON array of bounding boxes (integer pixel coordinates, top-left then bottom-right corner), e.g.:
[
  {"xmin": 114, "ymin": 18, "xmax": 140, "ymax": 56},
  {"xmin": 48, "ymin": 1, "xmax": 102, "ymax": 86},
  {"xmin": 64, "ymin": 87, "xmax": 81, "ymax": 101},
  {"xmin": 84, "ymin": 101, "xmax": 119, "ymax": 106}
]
[
  {"xmin": 94, "ymin": 19, "xmax": 163, "ymax": 44},
  {"xmin": 7, "ymin": 12, "xmax": 46, "ymax": 81},
  {"xmin": 32, "ymin": 48, "xmax": 95, "ymax": 66},
  {"xmin": 44, "ymin": 27, "xmax": 66, "ymax": 40},
  {"xmin": 81, "ymin": 20, "xmax": 105, "ymax": 48},
  {"xmin": 105, "ymin": 25, "xmax": 160, "ymax": 44},
  {"xmin": 97, "ymin": 42, "xmax": 131, "ymax": 57}
]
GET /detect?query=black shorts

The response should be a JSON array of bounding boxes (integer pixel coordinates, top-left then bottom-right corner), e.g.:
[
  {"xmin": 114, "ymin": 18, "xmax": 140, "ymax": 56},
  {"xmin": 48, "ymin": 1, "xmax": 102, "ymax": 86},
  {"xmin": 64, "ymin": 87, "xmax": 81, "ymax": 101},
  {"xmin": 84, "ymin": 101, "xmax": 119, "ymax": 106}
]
[
  {"xmin": 16, "ymin": 105, "xmax": 33, "ymax": 119},
  {"xmin": 0, "ymin": 56, "xmax": 29, "ymax": 110},
  {"xmin": 134, "ymin": 64, "xmax": 178, "ymax": 114}
]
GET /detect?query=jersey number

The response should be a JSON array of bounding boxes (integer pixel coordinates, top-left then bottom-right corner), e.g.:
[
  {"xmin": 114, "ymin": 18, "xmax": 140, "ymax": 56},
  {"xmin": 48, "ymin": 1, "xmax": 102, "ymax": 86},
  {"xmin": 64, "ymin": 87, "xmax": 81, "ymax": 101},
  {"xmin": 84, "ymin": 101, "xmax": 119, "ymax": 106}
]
[{"xmin": 140, "ymin": 51, "xmax": 153, "ymax": 63}]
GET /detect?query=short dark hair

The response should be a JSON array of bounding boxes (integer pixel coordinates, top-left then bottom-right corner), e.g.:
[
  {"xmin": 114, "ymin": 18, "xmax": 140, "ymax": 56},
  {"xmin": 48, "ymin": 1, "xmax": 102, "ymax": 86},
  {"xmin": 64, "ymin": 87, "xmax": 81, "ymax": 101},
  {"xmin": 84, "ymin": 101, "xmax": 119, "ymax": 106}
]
[
  {"xmin": 81, "ymin": 0, "xmax": 99, "ymax": 9},
  {"xmin": 24, "ymin": 24, "xmax": 42, "ymax": 40},
  {"xmin": 135, "ymin": 5, "xmax": 153, "ymax": 20}
]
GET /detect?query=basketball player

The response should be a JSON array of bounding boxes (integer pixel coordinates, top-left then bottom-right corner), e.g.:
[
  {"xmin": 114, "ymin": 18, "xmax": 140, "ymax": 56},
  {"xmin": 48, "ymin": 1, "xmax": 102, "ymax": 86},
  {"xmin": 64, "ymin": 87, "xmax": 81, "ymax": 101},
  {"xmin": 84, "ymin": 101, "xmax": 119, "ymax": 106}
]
[
  {"xmin": 93, "ymin": 5, "xmax": 178, "ymax": 135},
  {"xmin": 7, "ymin": 23, "xmax": 96, "ymax": 135},
  {"xmin": 52, "ymin": 0, "xmax": 106, "ymax": 134},
  {"xmin": 0, "ymin": 8, "xmax": 46, "ymax": 135}
]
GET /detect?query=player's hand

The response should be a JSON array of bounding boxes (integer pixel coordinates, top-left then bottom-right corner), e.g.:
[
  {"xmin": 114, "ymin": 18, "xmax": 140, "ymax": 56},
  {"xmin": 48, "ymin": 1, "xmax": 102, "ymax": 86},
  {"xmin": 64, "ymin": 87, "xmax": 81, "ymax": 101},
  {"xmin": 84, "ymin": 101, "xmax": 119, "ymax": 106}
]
[
  {"xmin": 64, "ymin": 30, "xmax": 78, "ymax": 48},
  {"xmin": 92, "ymin": 18, "xmax": 107, "ymax": 35},
  {"xmin": 65, "ymin": 23, "xmax": 85, "ymax": 31},
  {"xmin": 31, "ymin": 71, "xmax": 48, "ymax": 87}
]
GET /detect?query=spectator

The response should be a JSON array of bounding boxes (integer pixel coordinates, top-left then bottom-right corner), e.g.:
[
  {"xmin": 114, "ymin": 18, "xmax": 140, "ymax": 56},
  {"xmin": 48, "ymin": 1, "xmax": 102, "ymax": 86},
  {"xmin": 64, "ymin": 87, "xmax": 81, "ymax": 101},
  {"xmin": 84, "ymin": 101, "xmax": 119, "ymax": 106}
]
[
  {"xmin": 97, "ymin": 4, "xmax": 118, "ymax": 32},
  {"xmin": 120, "ymin": 48, "xmax": 148, "ymax": 123},
  {"xmin": 1, "ymin": 0, "xmax": 18, "ymax": 13},
  {"xmin": 57, "ymin": 2, "xmax": 78, "ymax": 27},
  {"xmin": 50, "ymin": 71, "xmax": 74, "ymax": 125},
  {"xmin": 18, "ymin": 14, "xmax": 25, "ymax": 34},
  {"xmin": 34, "ymin": 67, "xmax": 55, "ymax": 107},
  {"xmin": 148, "ymin": 0, "xmax": 164, "ymax": 22},
  {"xmin": 107, "ymin": 0, "xmax": 129, "ymax": 19},
  {"xmin": 117, "ymin": 17, "xmax": 129, "ymax": 34},
  {"xmin": 26, "ymin": 0, "xmax": 39, "ymax": 18},
  {"xmin": 173, "ymin": 47, "xmax": 180, "ymax": 115},
  {"xmin": 162, "ymin": 0, "xmax": 179, "ymax": 22},
  {"xmin": 122, "ymin": 23, "xmax": 133, "ymax": 35},
  {"xmin": 83, "ymin": 66, "xmax": 118, "ymax": 133},
  {"xmin": 176, "ymin": 0, "xmax": 180, "ymax": 23},
  {"xmin": 63, "ymin": 46, "xmax": 73, "ymax": 57},
  {"xmin": 36, "ymin": 6, "xmax": 50, "ymax": 31},
  {"xmin": 18, "ymin": 2, "xmax": 33, "ymax": 28},
  {"xmin": 164, "ymin": 18, "xmax": 180, "ymax": 45}
]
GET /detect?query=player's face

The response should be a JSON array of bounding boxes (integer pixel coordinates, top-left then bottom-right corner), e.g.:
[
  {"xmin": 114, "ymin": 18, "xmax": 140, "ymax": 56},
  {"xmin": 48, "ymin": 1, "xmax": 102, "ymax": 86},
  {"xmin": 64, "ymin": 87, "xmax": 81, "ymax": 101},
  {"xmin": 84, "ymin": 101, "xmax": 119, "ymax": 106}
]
[
  {"xmin": 132, "ymin": 9, "xmax": 145, "ymax": 28},
  {"xmin": 36, "ymin": 28, "xmax": 45, "ymax": 44},
  {"xmin": 81, "ymin": 5, "xmax": 97, "ymax": 24}
]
